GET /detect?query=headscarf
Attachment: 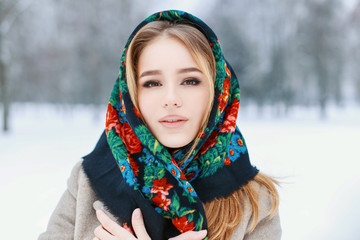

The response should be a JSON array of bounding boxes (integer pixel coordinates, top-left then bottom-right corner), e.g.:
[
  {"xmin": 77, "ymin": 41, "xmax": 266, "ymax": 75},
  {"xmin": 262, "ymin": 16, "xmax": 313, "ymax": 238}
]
[{"xmin": 83, "ymin": 10, "xmax": 258, "ymax": 240}]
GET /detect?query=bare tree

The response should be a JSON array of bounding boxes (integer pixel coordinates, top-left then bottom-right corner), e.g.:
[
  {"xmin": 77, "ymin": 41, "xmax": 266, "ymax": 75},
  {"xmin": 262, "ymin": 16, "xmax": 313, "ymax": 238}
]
[
  {"xmin": 348, "ymin": 2, "xmax": 360, "ymax": 103},
  {"xmin": 297, "ymin": 0, "xmax": 345, "ymax": 117},
  {"xmin": 0, "ymin": 0, "xmax": 16, "ymax": 132},
  {"xmin": 0, "ymin": 0, "xmax": 30, "ymax": 132}
]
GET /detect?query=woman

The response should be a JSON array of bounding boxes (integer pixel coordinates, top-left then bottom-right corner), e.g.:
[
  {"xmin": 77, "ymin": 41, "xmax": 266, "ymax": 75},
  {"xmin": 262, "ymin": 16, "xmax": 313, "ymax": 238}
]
[{"xmin": 39, "ymin": 10, "xmax": 281, "ymax": 240}]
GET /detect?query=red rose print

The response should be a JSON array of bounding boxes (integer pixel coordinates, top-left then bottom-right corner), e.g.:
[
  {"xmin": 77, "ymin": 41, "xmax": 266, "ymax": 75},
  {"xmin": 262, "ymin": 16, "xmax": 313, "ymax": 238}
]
[
  {"xmin": 151, "ymin": 178, "xmax": 173, "ymax": 195},
  {"xmin": 224, "ymin": 157, "xmax": 231, "ymax": 166},
  {"xmin": 217, "ymin": 77, "xmax": 231, "ymax": 113},
  {"xmin": 199, "ymin": 130, "xmax": 219, "ymax": 155},
  {"xmin": 105, "ymin": 103, "xmax": 121, "ymax": 134},
  {"xmin": 237, "ymin": 138, "xmax": 244, "ymax": 146},
  {"xmin": 224, "ymin": 62, "xmax": 232, "ymax": 78},
  {"xmin": 151, "ymin": 194, "xmax": 171, "ymax": 211},
  {"xmin": 121, "ymin": 122, "xmax": 142, "ymax": 154},
  {"xmin": 220, "ymin": 98, "xmax": 239, "ymax": 133},
  {"xmin": 172, "ymin": 216, "xmax": 195, "ymax": 233},
  {"xmin": 128, "ymin": 154, "xmax": 139, "ymax": 177}
]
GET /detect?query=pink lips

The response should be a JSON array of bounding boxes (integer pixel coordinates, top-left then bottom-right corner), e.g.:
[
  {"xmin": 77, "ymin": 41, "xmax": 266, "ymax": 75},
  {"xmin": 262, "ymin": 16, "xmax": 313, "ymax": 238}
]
[{"xmin": 159, "ymin": 115, "xmax": 188, "ymax": 128}]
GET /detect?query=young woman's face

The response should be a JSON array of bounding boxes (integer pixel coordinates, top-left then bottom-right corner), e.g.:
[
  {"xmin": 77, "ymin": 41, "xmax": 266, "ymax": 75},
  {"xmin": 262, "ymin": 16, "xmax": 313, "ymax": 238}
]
[{"xmin": 137, "ymin": 36, "xmax": 210, "ymax": 149}]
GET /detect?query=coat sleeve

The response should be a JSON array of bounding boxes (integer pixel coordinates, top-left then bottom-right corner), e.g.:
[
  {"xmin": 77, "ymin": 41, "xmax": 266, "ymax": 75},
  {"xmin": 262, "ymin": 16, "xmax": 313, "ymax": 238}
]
[
  {"xmin": 243, "ymin": 212, "xmax": 282, "ymax": 240},
  {"xmin": 243, "ymin": 182, "xmax": 282, "ymax": 240},
  {"xmin": 38, "ymin": 161, "xmax": 82, "ymax": 240},
  {"xmin": 231, "ymin": 181, "xmax": 282, "ymax": 240}
]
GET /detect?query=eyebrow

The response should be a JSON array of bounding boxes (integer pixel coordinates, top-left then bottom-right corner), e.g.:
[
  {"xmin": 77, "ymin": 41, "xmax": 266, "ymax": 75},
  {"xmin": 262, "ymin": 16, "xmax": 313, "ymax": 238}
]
[
  {"xmin": 177, "ymin": 67, "xmax": 202, "ymax": 74},
  {"xmin": 139, "ymin": 67, "xmax": 202, "ymax": 78},
  {"xmin": 139, "ymin": 70, "xmax": 161, "ymax": 78}
]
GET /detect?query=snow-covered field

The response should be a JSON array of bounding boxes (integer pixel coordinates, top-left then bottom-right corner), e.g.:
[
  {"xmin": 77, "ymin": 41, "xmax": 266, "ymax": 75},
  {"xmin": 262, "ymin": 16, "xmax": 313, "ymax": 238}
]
[{"xmin": 0, "ymin": 103, "xmax": 359, "ymax": 239}]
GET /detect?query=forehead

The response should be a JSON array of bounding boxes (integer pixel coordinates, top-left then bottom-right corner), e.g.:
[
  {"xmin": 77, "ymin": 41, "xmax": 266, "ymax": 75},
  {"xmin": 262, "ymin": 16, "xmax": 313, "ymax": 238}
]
[{"xmin": 137, "ymin": 36, "xmax": 199, "ymax": 71}]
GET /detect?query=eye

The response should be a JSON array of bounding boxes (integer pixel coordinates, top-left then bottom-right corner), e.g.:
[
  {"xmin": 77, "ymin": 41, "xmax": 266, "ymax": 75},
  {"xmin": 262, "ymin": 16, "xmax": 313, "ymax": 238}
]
[
  {"xmin": 182, "ymin": 78, "xmax": 201, "ymax": 86},
  {"xmin": 143, "ymin": 81, "xmax": 161, "ymax": 88}
]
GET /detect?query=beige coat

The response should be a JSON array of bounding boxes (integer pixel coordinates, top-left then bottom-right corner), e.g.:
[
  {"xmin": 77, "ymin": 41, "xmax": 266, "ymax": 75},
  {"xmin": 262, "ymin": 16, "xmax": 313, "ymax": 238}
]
[{"xmin": 38, "ymin": 161, "xmax": 281, "ymax": 240}]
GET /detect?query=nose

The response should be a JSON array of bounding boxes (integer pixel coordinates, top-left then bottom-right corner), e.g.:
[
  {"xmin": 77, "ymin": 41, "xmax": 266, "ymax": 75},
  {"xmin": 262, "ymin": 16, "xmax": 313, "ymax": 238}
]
[{"xmin": 162, "ymin": 87, "xmax": 182, "ymax": 109}]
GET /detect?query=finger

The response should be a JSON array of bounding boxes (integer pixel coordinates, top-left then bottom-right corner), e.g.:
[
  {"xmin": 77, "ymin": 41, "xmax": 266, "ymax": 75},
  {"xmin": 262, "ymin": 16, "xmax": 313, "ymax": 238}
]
[
  {"xmin": 96, "ymin": 210, "xmax": 129, "ymax": 236},
  {"xmin": 131, "ymin": 208, "xmax": 151, "ymax": 240},
  {"xmin": 94, "ymin": 225, "xmax": 115, "ymax": 240},
  {"xmin": 168, "ymin": 230, "xmax": 207, "ymax": 240}
]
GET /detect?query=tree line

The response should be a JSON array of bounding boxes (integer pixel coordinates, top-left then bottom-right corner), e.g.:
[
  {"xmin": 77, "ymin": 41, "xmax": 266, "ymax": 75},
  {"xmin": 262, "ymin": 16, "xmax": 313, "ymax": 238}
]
[{"xmin": 1, "ymin": 0, "xmax": 360, "ymax": 131}]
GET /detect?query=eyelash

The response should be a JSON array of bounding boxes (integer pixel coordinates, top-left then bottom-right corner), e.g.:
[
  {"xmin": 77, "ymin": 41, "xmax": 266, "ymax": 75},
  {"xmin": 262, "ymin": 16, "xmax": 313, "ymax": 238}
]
[
  {"xmin": 142, "ymin": 78, "xmax": 201, "ymax": 88},
  {"xmin": 142, "ymin": 81, "xmax": 161, "ymax": 88},
  {"xmin": 182, "ymin": 78, "xmax": 201, "ymax": 85}
]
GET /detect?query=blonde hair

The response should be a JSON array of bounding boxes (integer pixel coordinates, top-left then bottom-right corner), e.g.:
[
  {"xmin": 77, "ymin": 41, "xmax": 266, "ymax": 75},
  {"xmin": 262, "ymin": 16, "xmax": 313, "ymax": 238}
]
[
  {"xmin": 203, "ymin": 172, "xmax": 279, "ymax": 240},
  {"xmin": 125, "ymin": 20, "xmax": 279, "ymax": 239}
]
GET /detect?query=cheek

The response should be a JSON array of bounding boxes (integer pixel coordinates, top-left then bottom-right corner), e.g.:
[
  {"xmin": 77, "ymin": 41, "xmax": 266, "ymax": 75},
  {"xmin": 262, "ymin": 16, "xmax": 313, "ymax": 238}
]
[
  {"xmin": 198, "ymin": 92, "xmax": 210, "ymax": 120},
  {"xmin": 185, "ymin": 89, "xmax": 210, "ymax": 120},
  {"xmin": 138, "ymin": 91, "xmax": 158, "ymax": 124}
]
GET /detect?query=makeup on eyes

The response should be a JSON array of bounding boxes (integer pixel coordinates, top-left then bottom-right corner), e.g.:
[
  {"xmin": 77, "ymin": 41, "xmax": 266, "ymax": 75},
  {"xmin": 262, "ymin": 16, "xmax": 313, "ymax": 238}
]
[
  {"xmin": 182, "ymin": 78, "xmax": 201, "ymax": 85},
  {"xmin": 138, "ymin": 66, "xmax": 204, "ymax": 90},
  {"xmin": 141, "ymin": 78, "xmax": 201, "ymax": 88},
  {"xmin": 142, "ymin": 80, "xmax": 161, "ymax": 88}
]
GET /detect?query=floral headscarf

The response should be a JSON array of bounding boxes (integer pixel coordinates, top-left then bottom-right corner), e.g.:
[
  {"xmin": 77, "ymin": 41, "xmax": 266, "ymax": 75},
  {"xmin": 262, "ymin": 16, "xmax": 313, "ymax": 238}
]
[{"xmin": 83, "ymin": 10, "xmax": 258, "ymax": 240}]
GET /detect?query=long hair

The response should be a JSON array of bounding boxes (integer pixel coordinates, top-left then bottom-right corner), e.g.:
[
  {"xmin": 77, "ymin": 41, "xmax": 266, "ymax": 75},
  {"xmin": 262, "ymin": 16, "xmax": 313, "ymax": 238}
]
[
  {"xmin": 203, "ymin": 173, "xmax": 279, "ymax": 240},
  {"xmin": 125, "ymin": 21, "xmax": 279, "ymax": 240}
]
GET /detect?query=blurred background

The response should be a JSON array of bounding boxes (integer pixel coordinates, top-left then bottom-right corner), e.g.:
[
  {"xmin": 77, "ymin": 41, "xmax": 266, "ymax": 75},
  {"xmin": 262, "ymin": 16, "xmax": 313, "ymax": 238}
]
[{"xmin": 0, "ymin": 0, "xmax": 359, "ymax": 239}]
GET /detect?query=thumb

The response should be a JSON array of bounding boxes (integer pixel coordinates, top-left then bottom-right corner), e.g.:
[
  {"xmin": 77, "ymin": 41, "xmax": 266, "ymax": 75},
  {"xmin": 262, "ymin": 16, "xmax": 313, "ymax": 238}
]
[{"xmin": 131, "ymin": 208, "xmax": 151, "ymax": 240}]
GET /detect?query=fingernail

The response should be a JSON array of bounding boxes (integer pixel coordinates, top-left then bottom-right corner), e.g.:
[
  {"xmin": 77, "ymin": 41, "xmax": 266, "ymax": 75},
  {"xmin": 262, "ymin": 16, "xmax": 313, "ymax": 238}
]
[
  {"xmin": 96, "ymin": 209, "xmax": 103, "ymax": 216},
  {"xmin": 197, "ymin": 230, "xmax": 207, "ymax": 236},
  {"xmin": 134, "ymin": 208, "xmax": 142, "ymax": 219}
]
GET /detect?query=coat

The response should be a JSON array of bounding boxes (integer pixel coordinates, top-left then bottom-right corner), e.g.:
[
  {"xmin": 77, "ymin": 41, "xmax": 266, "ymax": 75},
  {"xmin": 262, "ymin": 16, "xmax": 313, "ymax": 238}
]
[{"xmin": 38, "ymin": 161, "xmax": 282, "ymax": 240}]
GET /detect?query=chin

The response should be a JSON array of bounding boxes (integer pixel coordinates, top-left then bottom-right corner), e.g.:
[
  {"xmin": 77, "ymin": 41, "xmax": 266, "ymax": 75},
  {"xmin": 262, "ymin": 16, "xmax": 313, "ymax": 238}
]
[
  {"xmin": 159, "ymin": 138, "xmax": 192, "ymax": 149},
  {"xmin": 163, "ymin": 142, "xmax": 189, "ymax": 149}
]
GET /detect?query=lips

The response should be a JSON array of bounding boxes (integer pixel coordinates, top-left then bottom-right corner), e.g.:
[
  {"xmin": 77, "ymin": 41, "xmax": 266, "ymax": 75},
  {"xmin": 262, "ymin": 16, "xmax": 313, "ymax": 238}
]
[{"xmin": 159, "ymin": 115, "xmax": 188, "ymax": 128}]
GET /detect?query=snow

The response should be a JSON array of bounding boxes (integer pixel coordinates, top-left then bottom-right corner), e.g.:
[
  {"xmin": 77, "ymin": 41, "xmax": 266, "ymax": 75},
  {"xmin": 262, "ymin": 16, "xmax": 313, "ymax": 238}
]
[{"xmin": 1, "ymin": 103, "xmax": 359, "ymax": 239}]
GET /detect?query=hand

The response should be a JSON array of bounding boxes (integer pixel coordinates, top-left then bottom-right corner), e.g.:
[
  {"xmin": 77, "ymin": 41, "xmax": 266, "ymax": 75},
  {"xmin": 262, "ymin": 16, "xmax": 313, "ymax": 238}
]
[
  {"xmin": 94, "ymin": 208, "xmax": 150, "ymax": 240},
  {"xmin": 168, "ymin": 230, "xmax": 207, "ymax": 240},
  {"xmin": 94, "ymin": 208, "xmax": 207, "ymax": 240}
]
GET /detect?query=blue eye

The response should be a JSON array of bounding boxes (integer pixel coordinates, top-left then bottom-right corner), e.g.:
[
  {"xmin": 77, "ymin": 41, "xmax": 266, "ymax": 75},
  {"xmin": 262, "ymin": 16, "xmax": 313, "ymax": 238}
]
[
  {"xmin": 183, "ymin": 79, "xmax": 200, "ymax": 85},
  {"xmin": 143, "ymin": 81, "xmax": 161, "ymax": 88}
]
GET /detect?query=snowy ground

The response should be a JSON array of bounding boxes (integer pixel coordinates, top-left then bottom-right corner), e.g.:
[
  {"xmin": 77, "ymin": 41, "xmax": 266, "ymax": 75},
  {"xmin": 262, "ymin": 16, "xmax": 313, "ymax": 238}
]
[{"xmin": 1, "ymin": 103, "xmax": 359, "ymax": 239}]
